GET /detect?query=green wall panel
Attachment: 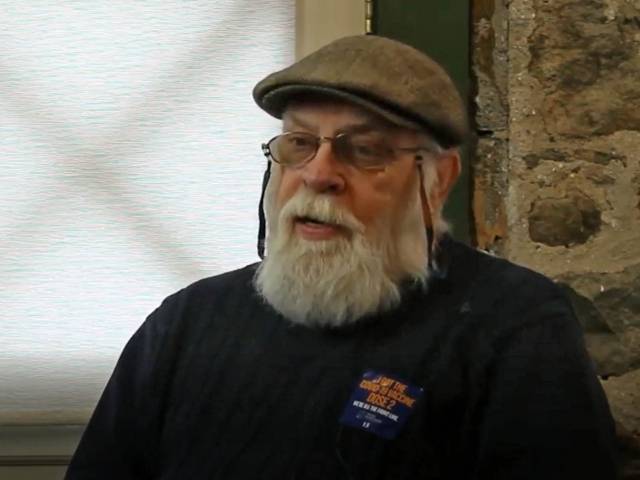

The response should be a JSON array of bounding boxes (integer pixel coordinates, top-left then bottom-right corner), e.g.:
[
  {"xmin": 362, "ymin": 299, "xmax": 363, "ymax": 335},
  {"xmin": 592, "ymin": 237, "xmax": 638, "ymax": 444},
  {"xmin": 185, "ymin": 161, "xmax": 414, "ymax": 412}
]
[{"xmin": 373, "ymin": 0, "xmax": 471, "ymax": 243}]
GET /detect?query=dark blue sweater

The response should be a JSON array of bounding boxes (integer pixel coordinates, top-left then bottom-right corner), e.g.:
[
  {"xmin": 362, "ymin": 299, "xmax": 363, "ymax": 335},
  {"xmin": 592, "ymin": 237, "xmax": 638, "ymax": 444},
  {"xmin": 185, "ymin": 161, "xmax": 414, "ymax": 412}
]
[{"xmin": 66, "ymin": 237, "xmax": 618, "ymax": 479}]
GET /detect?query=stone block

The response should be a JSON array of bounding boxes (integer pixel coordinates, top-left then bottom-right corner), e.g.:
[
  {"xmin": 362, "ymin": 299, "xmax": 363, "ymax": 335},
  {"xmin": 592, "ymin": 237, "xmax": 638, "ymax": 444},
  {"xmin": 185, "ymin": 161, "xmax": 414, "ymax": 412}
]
[
  {"xmin": 522, "ymin": 148, "xmax": 626, "ymax": 169},
  {"xmin": 527, "ymin": 0, "xmax": 640, "ymax": 138},
  {"xmin": 472, "ymin": 136, "xmax": 508, "ymax": 252},
  {"xmin": 528, "ymin": 191, "xmax": 601, "ymax": 246},
  {"xmin": 558, "ymin": 264, "xmax": 640, "ymax": 372},
  {"xmin": 602, "ymin": 369, "xmax": 640, "ymax": 477},
  {"xmin": 472, "ymin": 0, "xmax": 509, "ymax": 132}
]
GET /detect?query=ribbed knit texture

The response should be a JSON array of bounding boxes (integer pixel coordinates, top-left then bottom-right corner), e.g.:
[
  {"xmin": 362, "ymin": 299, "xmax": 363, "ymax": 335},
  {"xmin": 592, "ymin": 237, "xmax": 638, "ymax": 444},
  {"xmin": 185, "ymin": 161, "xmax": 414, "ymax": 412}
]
[{"xmin": 66, "ymin": 237, "xmax": 618, "ymax": 479}]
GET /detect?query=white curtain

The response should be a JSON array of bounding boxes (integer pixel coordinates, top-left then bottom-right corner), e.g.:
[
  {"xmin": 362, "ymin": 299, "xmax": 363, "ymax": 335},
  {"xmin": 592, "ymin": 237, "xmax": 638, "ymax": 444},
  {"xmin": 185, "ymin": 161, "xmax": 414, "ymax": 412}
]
[{"xmin": 0, "ymin": 0, "xmax": 295, "ymax": 421}]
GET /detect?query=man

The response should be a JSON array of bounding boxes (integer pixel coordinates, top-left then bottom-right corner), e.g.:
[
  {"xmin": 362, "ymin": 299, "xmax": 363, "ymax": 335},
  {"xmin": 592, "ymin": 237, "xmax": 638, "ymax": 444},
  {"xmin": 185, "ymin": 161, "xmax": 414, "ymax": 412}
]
[{"xmin": 66, "ymin": 35, "xmax": 618, "ymax": 479}]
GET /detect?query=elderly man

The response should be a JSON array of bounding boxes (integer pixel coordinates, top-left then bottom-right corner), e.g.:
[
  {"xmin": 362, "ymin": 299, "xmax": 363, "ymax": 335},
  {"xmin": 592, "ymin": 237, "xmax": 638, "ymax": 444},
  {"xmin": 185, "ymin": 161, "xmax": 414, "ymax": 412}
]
[{"xmin": 66, "ymin": 35, "xmax": 617, "ymax": 479}]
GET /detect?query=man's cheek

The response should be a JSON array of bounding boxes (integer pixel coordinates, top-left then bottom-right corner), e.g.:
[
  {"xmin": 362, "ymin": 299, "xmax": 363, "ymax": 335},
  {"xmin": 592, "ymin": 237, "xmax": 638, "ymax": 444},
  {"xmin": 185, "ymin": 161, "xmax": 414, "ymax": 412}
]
[{"xmin": 280, "ymin": 166, "xmax": 302, "ymax": 187}]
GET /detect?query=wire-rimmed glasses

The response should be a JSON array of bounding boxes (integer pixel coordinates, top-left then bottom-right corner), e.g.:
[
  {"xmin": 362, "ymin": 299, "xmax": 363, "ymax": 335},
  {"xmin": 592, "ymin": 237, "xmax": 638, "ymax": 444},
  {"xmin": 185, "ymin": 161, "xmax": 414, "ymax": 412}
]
[{"xmin": 261, "ymin": 131, "xmax": 435, "ymax": 170}]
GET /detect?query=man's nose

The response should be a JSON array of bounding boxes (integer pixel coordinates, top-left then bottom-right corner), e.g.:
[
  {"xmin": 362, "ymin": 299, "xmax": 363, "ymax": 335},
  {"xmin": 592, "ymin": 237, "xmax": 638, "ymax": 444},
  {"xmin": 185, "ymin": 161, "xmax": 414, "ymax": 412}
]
[{"xmin": 300, "ymin": 141, "xmax": 346, "ymax": 194}]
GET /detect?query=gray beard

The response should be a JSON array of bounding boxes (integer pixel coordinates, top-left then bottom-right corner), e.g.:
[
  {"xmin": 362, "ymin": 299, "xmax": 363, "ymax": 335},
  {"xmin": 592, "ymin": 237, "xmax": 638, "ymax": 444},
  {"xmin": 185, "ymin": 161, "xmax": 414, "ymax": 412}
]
[{"xmin": 253, "ymin": 187, "xmax": 429, "ymax": 328}]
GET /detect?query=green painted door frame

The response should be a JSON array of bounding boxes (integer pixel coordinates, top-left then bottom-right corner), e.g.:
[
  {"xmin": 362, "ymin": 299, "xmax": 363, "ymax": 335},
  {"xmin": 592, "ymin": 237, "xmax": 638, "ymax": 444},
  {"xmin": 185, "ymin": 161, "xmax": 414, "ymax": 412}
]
[{"xmin": 373, "ymin": 0, "xmax": 471, "ymax": 243}]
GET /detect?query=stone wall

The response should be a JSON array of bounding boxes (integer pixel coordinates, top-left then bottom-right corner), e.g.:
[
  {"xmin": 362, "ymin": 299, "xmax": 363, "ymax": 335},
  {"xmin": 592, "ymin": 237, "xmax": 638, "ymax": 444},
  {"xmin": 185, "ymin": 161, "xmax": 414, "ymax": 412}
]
[{"xmin": 472, "ymin": 0, "xmax": 640, "ymax": 473}]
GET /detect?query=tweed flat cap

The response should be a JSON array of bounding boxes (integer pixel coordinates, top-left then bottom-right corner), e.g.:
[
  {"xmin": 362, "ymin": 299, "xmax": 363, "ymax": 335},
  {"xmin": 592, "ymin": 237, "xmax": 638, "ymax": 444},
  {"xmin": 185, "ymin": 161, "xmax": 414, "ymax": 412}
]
[{"xmin": 253, "ymin": 35, "xmax": 468, "ymax": 147}]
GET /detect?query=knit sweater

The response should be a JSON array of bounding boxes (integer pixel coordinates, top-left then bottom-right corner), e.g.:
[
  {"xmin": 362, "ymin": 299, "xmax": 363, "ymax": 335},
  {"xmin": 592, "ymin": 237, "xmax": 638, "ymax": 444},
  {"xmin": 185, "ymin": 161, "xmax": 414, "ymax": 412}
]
[{"xmin": 66, "ymin": 237, "xmax": 618, "ymax": 479}]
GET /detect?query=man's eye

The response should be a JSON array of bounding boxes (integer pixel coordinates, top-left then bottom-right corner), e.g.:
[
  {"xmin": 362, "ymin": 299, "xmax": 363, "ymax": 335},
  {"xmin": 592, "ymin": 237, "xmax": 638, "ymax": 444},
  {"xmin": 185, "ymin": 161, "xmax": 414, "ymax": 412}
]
[
  {"xmin": 354, "ymin": 144, "xmax": 375, "ymax": 156},
  {"xmin": 353, "ymin": 142, "xmax": 389, "ymax": 159},
  {"xmin": 288, "ymin": 135, "xmax": 314, "ymax": 148}
]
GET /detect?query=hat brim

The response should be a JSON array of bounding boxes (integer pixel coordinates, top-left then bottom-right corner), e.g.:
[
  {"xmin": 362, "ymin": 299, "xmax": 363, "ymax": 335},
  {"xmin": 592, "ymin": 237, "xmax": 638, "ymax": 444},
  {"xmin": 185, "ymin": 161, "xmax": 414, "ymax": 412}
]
[{"xmin": 260, "ymin": 84, "xmax": 424, "ymax": 132}]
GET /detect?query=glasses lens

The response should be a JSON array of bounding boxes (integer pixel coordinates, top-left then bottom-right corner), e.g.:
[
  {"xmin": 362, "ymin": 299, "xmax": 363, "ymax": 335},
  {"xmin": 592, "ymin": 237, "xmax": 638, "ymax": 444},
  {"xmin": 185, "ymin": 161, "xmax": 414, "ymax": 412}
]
[
  {"xmin": 271, "ymin": 132, "xmax": 317, "ymax": 166},
  {"xmin": 335, "ymin": 133, "xmax": 394, "ymax": 169}
]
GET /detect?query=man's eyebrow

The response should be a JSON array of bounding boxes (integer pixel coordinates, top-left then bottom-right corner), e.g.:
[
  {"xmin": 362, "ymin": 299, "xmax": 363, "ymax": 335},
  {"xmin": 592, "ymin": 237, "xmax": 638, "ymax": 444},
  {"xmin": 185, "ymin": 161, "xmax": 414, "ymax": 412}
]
[
  {"xmin": 284, "ymin": 113, "xmax": 385, "ymax": 135},
  {"xmin": 283, "ymin": 113, "xmax": 316, "ymax": 131},
  {"xmin": 337, "ymin": 122, "xmax": 383, "ymax": 135}
]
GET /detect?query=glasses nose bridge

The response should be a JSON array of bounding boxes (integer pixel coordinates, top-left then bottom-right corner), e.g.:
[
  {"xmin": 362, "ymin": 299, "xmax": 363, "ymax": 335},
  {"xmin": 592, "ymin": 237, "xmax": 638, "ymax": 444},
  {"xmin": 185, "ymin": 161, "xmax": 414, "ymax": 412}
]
[
  {"xmin": 309, "ymin": 134, "xmax": 335, "ymax": 161},
  {"xmin": 316, "ymin": 135, "xmax": 336, "ymax": 147},
  {"xmin": 315, "ymin": 134, "xmax": 347, "ymax": 157}
]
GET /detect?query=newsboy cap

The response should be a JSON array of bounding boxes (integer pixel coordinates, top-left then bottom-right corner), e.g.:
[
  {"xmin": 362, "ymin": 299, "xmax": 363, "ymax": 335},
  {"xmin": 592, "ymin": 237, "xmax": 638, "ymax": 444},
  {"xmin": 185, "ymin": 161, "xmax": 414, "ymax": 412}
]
[{"xmin": 253, "ymin": 35, "xmax": 468, "ymax": 147}]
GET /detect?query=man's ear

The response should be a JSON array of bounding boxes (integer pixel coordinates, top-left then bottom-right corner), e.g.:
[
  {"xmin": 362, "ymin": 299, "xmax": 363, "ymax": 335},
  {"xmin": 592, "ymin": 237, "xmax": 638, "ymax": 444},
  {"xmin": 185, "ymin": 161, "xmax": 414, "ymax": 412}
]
[
  {"xmin": 420, "ymin": 149, "xmax": 461, "ymax": 223},
  {"xmin": 433, "ymin": 149, "xmax": 461, "ymax": 207}
]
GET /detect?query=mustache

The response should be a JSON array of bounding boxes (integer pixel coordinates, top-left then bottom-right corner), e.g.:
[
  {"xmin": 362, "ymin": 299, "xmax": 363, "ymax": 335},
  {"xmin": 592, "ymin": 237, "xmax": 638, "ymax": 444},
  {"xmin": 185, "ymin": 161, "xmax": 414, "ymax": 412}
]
[{"xmin": 278, "ymin": 189, "xmax": 365, "ymax": 234}]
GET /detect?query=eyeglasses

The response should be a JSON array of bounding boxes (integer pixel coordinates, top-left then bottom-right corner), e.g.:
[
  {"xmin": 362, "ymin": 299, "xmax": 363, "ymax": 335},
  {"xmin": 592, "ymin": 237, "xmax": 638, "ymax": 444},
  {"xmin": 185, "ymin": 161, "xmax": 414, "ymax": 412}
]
[{"xmin": 261, "ymin": 131, "xmax": 436, "ymax": 170}]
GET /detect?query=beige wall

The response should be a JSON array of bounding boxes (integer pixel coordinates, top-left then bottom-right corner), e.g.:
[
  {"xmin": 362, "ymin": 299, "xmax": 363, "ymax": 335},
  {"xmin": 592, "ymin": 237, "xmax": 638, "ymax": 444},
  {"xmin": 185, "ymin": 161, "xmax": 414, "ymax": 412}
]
[
  {"xmin": 0, "ymin": 467, "xmax": 66, "ymax": 480},
  {"xmin": 296, "ymin": 0, "xmax": 366, "ymax": 59},
  {"xmin": 0, "ymin": 425, "xmax": 82, "ymax": 479}
]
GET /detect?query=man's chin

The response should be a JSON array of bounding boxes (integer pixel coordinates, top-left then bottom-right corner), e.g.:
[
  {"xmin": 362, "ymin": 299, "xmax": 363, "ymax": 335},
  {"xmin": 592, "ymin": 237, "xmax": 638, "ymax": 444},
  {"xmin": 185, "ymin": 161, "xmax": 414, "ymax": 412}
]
[
  {"xmin": 289, "ymin": 233, "xmax": 352, "ymax": 257},
  {"xmin": 254, "ymin": 233, "xmax": 403, "ymax": 328}
]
